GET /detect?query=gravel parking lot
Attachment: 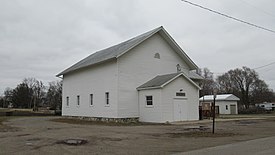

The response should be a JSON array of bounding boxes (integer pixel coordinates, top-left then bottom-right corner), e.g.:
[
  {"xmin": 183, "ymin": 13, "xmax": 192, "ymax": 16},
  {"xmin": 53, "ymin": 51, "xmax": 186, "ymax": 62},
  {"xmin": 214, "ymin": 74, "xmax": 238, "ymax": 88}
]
[{"xmin": 1, "ymin": 116, "xmax": 275, "ymax": 155}]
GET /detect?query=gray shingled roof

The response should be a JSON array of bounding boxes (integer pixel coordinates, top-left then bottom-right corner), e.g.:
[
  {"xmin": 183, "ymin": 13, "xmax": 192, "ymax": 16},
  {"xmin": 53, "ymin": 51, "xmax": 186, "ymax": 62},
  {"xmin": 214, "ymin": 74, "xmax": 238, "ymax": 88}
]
[
  {"xmin": 57, "ymin": 26, "xmax": 199, "ymax": 76},
  {"xmin": 137, "ymin": 73, "xmax": 180, "ymax": 89},
  {"xmin": 57, "ymin": 27, "xmax": 162, "ymax": 76},
  {"xmin": 137, "ymin": 72, "xmax": 200, "ymax": 90}
]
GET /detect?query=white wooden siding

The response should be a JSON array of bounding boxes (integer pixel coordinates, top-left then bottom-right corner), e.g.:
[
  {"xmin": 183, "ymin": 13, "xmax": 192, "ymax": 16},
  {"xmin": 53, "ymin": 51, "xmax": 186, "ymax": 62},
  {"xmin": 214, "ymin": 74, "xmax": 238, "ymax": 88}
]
[
  {"xmin": 117, "ymin": 33, "xmax": 191, "ymax": 118},
  {"xmin": 62, "ymin": 60, "xmax": 118, "ymax": 118},
  {"xmin": 138, "ymin": 89, "xmax": 162, "ymax": 122},
  {"xmin": 216, "ymin": 101, "xmax": 238, "ymax": 114},
  {"xmin": 162, "ymin": 77, "xmax": 199, "ymax": 122}
]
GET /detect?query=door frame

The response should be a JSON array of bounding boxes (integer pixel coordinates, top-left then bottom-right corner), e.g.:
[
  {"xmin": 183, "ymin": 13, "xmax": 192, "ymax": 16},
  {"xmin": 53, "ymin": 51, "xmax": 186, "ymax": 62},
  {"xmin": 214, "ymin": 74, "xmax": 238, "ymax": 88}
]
[{"xmin": 173, "ymin": 98, "xmax": 188, "ymax": 121}]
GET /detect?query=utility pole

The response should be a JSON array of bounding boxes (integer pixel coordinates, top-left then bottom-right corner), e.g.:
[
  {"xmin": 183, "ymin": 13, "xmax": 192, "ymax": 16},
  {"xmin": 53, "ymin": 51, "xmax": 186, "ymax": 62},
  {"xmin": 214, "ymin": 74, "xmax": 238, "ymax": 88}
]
[{"xmin": 212, "ymin": 89, "xmax": 217, "ymax": 134}]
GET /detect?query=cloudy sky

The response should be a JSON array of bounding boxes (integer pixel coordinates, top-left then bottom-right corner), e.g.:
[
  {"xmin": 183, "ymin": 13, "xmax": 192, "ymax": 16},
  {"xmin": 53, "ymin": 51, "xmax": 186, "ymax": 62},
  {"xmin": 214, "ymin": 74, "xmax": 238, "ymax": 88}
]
[{"xmin": 0, "ymin": 0, "xmax": 275, "ymax": 94}]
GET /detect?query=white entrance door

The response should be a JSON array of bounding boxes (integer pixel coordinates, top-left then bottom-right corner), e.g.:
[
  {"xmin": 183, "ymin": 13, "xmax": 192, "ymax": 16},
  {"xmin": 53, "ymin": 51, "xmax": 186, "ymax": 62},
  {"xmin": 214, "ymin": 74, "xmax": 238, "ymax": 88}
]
[{"xmin": 173, "ymin": 98, "xmax": 188, "ymax": 121}]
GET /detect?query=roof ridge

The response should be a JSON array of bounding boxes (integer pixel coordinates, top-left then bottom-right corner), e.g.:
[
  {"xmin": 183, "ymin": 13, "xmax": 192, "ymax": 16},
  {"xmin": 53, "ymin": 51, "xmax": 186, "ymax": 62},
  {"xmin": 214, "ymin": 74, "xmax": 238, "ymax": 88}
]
[
  {"xmin": 137, "ymin": 72, "xmax": 200, "ymax": 90},
  {"xmin": 57, "ymin": 26, "xmax": 163, "ymax": 76},
  {"xmin": 57, "ymin": 26, "xmax": 199, "ymax": 76}
]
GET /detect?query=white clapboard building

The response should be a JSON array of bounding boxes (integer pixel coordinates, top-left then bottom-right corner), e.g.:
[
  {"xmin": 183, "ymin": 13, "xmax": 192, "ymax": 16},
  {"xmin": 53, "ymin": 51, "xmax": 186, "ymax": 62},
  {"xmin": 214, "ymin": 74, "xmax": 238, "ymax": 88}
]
[
  {"xmin": 200, "ymin": 94, "xmax": 240, "ymax": 115},
  {"xmin": 57, "ymin": 26, "xmax": 202, "ymax": 123}
]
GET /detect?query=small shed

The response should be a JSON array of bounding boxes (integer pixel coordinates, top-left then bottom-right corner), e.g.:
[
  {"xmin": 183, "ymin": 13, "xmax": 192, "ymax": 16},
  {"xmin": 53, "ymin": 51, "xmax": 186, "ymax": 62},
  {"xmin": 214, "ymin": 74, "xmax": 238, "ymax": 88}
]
[{"xmin": 200, "ymin": 94, "xmax": 240, "ymax": 115}]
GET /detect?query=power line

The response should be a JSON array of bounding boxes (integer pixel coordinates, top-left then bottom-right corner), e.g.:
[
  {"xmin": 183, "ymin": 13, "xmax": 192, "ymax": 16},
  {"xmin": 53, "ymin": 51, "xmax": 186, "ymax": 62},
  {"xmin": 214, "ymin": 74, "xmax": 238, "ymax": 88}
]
[
  {"xmin": 180, "ymin": 0, "xmax": 275, "ymax": 34},
  {"xmin": 253, "ymin": 61, "xmax": 275, "ymax": 70}
]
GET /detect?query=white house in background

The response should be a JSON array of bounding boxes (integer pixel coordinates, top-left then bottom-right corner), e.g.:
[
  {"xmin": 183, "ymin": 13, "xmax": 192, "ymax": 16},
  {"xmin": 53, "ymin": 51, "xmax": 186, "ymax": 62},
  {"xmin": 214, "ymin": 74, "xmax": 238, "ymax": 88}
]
[
  {"xmin": 255, "ymin": 102, "xmax": 275, "ymax": 111},
  {"xmin": 200, "ymin": 94, "xmax": 240, "ymax": 115},
  {"xmin": 57, "ymin": 26, "xmax": 202, "ymax": 123}
]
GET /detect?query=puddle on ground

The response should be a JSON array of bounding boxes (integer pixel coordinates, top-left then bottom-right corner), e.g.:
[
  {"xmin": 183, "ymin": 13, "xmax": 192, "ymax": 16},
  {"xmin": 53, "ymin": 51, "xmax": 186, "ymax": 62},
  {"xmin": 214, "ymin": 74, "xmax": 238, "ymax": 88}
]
[
  {"xmin": 183, "ymin": 125, "xmax": 209, "ymax": 131},
  {"xmin": 236, "ymin": 120, "xmax": 258, "ymax": 125},
  {"xmin": 56, "ymin": 139, "xmax": 88, "ymax": 146}
]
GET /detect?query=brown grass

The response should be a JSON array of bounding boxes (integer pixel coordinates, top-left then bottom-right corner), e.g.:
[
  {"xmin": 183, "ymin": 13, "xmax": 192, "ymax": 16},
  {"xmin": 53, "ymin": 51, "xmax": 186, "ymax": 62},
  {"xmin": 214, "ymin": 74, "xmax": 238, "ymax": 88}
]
[
  {"xmin": 51, "ymin": 118, "xmax": 169, "ymax": 126},
  {"xmin": 179, "ymin": 131, "xmax": 239, "ymax": 138}
]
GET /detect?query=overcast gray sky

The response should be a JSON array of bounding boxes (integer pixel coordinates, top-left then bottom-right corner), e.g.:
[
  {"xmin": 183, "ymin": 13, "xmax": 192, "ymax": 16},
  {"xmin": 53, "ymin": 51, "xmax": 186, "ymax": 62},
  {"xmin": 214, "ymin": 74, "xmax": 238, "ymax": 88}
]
[{"xmin": 0, "ymin": 0, "xmax": 275, "ymax": 95}]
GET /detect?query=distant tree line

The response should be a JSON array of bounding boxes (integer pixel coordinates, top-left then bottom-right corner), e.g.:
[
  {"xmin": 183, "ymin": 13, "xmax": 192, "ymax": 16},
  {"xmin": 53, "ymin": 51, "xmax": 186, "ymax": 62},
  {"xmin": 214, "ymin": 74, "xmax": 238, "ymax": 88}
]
[
  {"xmin": 0, "ymin": 78, "xmax": 62, "ymax": 110},
  {"xmin": 199, "ymin": 66, "xmax": 275, "ymax": 109}
]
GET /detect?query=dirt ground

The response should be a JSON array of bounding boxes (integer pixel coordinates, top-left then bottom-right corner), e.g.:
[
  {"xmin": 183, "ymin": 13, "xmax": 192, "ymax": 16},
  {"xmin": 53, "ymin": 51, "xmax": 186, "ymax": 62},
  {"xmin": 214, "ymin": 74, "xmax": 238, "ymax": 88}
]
[{"xmin": 1, "ymin": 115, "xmax": 275, "ymax": 155}]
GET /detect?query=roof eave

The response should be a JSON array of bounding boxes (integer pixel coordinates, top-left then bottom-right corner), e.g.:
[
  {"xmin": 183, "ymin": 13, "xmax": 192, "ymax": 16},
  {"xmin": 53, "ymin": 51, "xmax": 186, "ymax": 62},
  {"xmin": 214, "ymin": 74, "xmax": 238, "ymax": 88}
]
[
  {"xmin": 160, "ymin": 73, "xmax": 201, "ymax": 89},
  {"xmin": 137, "ymin": 86, "xmax": 162, "ymax": 91},
  {"xmin": 56, "ymin": 57, "xmax": 117, "ymax": 77}
]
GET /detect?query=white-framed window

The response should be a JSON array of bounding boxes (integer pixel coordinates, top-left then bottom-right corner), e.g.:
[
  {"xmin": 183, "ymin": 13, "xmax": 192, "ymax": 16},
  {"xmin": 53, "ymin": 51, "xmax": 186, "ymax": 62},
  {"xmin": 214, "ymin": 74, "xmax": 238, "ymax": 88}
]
[
  {"xmin": 66, "ymin": 96, "xmax": 69, "ymax": 106},
  {"xmin": 146, "ymin": 96, "xmax": 153, "ymax": 106},
  {"xmin": 90, "ymin": 94, "xmax": 93, "ymax": 106},
  {"xmin": 77, "ymin": 95, "xmax": 80, "ymax": 106},
  {"xmin": 226, "ymin": 105, "xmax": 228, "ymax": 110},
  {"xmin": 105, "ymin": 92, "xmax": 109, "ymax": 105}
]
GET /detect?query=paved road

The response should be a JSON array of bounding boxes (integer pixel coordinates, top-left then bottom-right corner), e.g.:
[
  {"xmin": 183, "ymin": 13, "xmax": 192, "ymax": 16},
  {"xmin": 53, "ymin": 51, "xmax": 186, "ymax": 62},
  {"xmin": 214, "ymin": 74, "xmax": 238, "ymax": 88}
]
[{"xmin": 176, "ymin": 136, "xmax": 275, "ymax": 155}]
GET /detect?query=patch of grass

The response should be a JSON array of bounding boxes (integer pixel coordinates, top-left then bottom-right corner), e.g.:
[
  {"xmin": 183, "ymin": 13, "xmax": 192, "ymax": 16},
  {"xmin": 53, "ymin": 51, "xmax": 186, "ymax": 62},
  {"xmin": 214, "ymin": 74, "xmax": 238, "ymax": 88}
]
[
  {"xmin": 51, "ymin": 118, "xmax": 169, "ymax": 126},
  {"xmin": 0, "ymin": 108, "xmax": 56, "ymax": 116}
]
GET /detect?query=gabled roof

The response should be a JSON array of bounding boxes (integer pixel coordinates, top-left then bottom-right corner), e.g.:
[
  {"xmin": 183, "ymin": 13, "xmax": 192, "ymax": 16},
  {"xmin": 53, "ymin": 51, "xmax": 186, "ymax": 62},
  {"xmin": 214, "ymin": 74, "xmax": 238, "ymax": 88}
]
[
  {"xmin": 57, "ymin": 26, "xmax": 198, "ymax": 76},
  {"xmin": 199, "ymin": 94, "xmax": 240, "ymax": 101},
  {"xmin": 137, "ymin": 72, "xmax": 200, "ymax": 90}
]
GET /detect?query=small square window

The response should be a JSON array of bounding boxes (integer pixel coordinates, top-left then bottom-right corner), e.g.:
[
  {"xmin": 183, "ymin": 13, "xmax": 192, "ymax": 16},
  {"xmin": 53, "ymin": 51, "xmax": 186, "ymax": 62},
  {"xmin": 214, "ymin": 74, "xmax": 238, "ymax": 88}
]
[
  {"xmin": 105, "ymin": 92, "xmax": 109, "ymax": 105},
  {"xmin": 90, "ymin": 94, "xmax": 93, "ymax": 106},
  {"xmin": 146, "ymin": 96, "xmax": 153, "ymax": 106},
  {"xmin": 66, "ymin": 96, "xmax": 69, "ymax": 106},
  {"xmin": 77, "ymin": 95, "xmax": 80, "ymax": 106}
]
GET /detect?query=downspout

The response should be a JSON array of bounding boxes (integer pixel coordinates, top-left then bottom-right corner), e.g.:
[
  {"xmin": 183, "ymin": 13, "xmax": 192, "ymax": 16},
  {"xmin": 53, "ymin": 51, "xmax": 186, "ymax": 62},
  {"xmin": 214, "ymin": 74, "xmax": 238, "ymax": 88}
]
[
  {"xmin": 137, "ymin": 89, "xmax": 140, "ymax": 121},
  {"xmin": 116, "ymin": 59, "xmax": 119, "ymax": 118}
]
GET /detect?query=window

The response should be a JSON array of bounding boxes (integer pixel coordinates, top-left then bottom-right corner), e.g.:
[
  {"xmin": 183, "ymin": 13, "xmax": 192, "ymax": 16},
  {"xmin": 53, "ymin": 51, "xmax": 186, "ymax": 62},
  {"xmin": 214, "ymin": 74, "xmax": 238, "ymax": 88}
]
[
  {"xmin": 105, "ymin": 92, "xmax": 109, "ymax": 105},
  {"xmin": 154, "ymin": 53, "xmax": 160, "ymax": 59},
  {"xmin": 90, "ymin": 94, "xmax": 93, "ymax": 106},
  {"xmin": 176, "ymin": 92, "xmax": 186, "ymax": 97},
  {"xmin": 226, "ymin": 105, "xmax": 228, "ymax": 110},
  {"xmin": 66, "ymin": 96, "xmax": 69, "ymax": 106},
  {"xmin": 77, "ymin": 95, "xmax": 80, "ymax": 106},
  {"xmin": 146, "ymin": 96, "xmax": 153, "ymax": 106}
]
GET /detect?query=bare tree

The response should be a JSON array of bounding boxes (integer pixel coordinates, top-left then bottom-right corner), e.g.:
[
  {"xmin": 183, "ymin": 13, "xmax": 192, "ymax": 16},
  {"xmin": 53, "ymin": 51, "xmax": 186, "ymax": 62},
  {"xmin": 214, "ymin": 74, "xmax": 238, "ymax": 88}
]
[
  {"xmin": 217, "ymin": 66, "xmax": 272, "ymax": 109},
  {"xmin": 0, "ymin": 96, "xmax": 4, "ymax": 108},
  {"xmin": 22, "ymin": 77, "xmax": 45, "ymax": 110},
  {"xmin": 3, "ymin": 87, "xmax": 13, "ymax": 108},
  {"xmin": 250, "ymin": 79, "xmax": 274, "ymax": 104},
  {"xmin": 46, "ymin": 80, "xmax": 62, "ymax": 110},
  {"xmin": 198, "ymin": 68, "xmax": 216, "ymax": 97},
  {"xmin": 217, "ymin": 73, "xmax": 235, "ymax": 94}
]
